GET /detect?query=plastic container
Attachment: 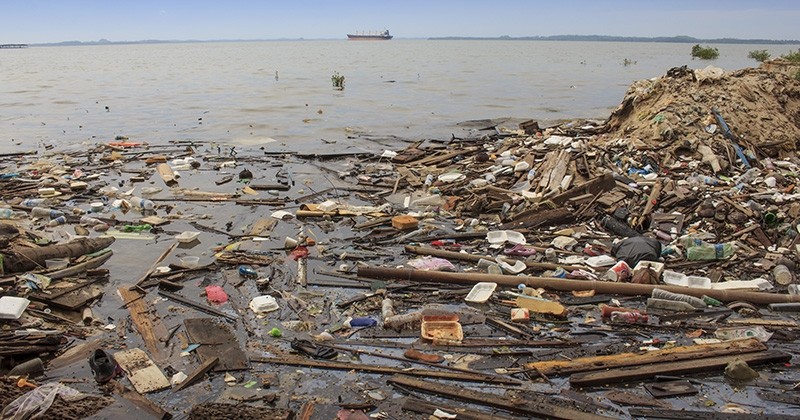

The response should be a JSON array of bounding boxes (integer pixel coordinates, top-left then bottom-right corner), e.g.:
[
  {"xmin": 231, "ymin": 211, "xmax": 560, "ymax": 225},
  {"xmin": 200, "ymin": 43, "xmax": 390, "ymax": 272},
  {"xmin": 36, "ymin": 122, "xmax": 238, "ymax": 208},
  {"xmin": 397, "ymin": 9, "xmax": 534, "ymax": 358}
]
[
  {"xmin": 45, "ymin": 258, "xmax": 69, "ymax": 270},
  {"xmin": 495, "ymin": 257, "xmax": 526, "ymax": 274},
  {"xmin": 421, "ymin": 315, "xmax": 463, "ymax": 343},
  {"xmin": 90, "ymin": 202, "xmax": 105, "ymax": 213},
  {"xmin": 47, "ymin": 216, "xmax": 67, "ymax": 227},
  {"xmin": 175, "ymin": 231, "xmax": 201, "ymax": 243},
  {"xmin": 465, "ymin": 282, "xmax": 497, "ymax": 303},
  {"xmin": 662, "ymin": 270, "xmax": 688, "ymax": 287},
  {"xmin": 0, "ymin": 296, "xmax": 30, "ymax": 319},
  {"xmin": 180, "ymin": 256, "xmax": 200, "ymax": 268},
  {"xmin": 249, "ymin": 296, "xmax": 279, "ymax": 313},
  {"xmin": 686, "ymin": 275, "xmax": 712, "ymax": 289}
]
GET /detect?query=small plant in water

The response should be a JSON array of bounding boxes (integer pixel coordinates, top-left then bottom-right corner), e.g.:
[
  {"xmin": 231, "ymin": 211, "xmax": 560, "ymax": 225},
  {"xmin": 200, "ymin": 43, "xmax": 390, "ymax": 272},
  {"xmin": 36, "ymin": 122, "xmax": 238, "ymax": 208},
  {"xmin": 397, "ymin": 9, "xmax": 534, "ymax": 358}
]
[
  {"xmin": 691, "ymin": 44, "xmax": 719, "ymax": 60},
  {"xmin": 622, "ymin": 58, "xmax": 637, "ymax": 66},
  {"xmin": 782, "ymin": 48, "xmax": 800, "ymax": 63},
  {"xmin": 331, "ymin": 72, "xmax": 345, "ymax": 90},
  {"xmin": 747, "ymin": 49, "xmax": 770, "ymax": 62}
]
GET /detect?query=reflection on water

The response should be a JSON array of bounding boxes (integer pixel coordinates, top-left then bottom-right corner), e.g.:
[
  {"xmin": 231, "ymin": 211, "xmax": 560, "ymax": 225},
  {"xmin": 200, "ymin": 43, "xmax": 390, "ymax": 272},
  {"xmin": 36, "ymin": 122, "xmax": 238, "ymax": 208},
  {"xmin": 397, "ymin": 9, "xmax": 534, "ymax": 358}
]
[{"xmin": 0, "ymin": 40, "xmax": 795, "ymax": 153}]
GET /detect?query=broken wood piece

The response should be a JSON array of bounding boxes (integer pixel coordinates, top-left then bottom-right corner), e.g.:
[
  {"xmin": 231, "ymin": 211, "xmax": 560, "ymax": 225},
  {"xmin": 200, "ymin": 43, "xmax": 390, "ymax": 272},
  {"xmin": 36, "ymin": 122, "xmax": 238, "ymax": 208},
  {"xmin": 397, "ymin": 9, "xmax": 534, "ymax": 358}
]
[
  {"xmin": 173, "ymin": 356, "xmax": 218, "ymax": 391},
  {"xmin": 251, "ymin": 356, "xmax": 520, "ymax": 385},
  {"xmin": 387, "ymin": 375, "xmax": 611, "ymax": 420},
  {"xmin": 184, "ymin": 318, "xmax": 248, "ymax": 371},
  {"xmin": 114, "ymin": 348, "xmax": 170, "ymax": 393},
  {"xmin": 119, "ymin": 284, "xmax": 169, "ymax": 361},
  {"xmin": 401, "ymin": 397, "xmax": 516, "ymax": 420},
  {"xmin": 112, "ymin": 380, "xmax": 172, "ymax": 419},
  {"xmin": 158, "ymin": 290, "xmax": 238, "ymax": 321},
  {"xmin": 527, "ymin": 338, "xmax": 765, "ymax": 376},
  {"xmin": 569, "ymin": 350, "xmax": 791, "ymax": 387},
  {"xmin": 515, "ymin": 295, "xmax": 567, "ymax": 317},
  {"xmin": 156, "ymin": 163, "xmax": 177, "ymax": 186}
]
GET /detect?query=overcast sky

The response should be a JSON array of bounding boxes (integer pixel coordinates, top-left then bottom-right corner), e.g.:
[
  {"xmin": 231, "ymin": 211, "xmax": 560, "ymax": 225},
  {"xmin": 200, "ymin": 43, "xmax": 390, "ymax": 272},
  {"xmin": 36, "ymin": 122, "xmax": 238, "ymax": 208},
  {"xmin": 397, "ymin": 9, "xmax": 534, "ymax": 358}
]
[{"xmin": 2, "ymin": 0, "xmax": 798, "ymax": 43}]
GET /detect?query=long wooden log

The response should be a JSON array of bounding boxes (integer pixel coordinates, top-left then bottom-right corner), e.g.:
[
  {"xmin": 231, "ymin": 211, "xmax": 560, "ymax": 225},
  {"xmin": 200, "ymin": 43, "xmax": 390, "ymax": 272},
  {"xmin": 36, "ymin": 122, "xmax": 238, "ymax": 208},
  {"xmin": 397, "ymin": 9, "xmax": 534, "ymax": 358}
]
[
  {"xmin": 528, "ymin": 338, "xmax": 765, "ymax": 376},
  {"xmin": 570, "ymin": 350, "xmax": 791, "ymax": 387},
  {"xmin": 628, "ymin": 408, "xmax": 796, "ymax": 420},
  {"xmin": 387, "ymin": 375, "xmax": 612, "ymax": 420},
  {"xmin": 401, "ymin": 397, "xmax": 516, "ymax": 420},
  {"xmin": 3, "ymin": 236, "xmax": 115, "ymax": 273},
  {"xmin": 356, "ymin": 266, "xmax": 800, "ymax": 305},
  {"xmin": 251, "ymin": 355, "xmax": 520, "ymax": 385}
]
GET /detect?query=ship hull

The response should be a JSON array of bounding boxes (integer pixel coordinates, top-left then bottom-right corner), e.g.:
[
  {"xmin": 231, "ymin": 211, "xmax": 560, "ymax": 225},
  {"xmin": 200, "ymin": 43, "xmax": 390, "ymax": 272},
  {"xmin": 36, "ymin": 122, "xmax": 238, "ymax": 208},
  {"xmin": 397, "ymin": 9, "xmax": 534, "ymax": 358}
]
[{"xmin": 347, "ymin": 34, "xmax": 393, "ymax": 40}]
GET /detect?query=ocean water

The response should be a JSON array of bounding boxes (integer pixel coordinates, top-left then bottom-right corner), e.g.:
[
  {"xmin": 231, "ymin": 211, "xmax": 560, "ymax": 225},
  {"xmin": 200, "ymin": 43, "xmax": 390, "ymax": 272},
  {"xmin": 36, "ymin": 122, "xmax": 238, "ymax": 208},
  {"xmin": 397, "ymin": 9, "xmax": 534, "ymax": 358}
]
[{"xmin": 1, "ymin": 40, "xmax": 796, "ymax": 153}]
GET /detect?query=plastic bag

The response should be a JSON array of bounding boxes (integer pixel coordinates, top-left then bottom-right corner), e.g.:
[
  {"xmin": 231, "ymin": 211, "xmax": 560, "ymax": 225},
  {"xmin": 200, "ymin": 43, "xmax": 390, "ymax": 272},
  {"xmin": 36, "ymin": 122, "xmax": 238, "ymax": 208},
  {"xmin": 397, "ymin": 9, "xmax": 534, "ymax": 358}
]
[
  {"xmin": 1, "ymin": 382, "xmax": 86, "ymax": 420},
  {"xmin": 611, "ymin": 236, "xmax": 661, "ymax": 267}
]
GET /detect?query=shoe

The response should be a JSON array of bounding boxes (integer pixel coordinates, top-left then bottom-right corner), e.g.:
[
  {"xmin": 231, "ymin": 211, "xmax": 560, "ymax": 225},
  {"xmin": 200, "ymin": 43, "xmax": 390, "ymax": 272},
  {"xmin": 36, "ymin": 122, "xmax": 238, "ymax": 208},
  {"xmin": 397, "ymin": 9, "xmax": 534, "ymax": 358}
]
[{"xmin": 89, "ymin": 349, "xmax": 119, "ymax": 383}]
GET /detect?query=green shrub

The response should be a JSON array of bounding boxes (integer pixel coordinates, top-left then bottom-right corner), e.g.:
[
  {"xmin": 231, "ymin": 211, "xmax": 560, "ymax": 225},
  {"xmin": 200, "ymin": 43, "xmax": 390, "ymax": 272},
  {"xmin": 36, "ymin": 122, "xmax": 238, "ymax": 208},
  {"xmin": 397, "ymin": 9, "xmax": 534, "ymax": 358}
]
[
  {"xmin": 747, "ymin": 49, "xmax": 770, "ymax": 62},
  {"xmin": 691, "ymin": 44, "xmax": 719, "ymax": 60},
  {"xmin": 331, "ymin": 72, "xmax": 345, "ymax": 90},
  {"xmin": 782, "ymin": 49, "xmax": 800, "ymax": 63}
]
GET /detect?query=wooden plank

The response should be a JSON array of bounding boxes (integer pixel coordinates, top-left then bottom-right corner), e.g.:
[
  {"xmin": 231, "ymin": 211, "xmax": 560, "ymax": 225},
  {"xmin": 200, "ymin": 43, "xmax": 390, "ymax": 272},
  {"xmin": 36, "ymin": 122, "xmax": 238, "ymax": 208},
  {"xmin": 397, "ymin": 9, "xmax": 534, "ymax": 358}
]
[
  {"xmin": 387, "ymin": 375, "xmax": 612, "ymax": 420},
  {"xmin": 248, "ymin": 218, "xmax": 277, "ymax": 236},
  {"xmin": 401, "ymin": 397, "xmax": 517, "ymax": 420},
  {"xmin": 114, "ymin": 348, "xmax": 170, "ymax": 394},
  {"xmin": 184, "ymin": 318, "xmax": 248, "ymax": 371},
  {"xmin": 528, "ymin": 338, "xmax": 765, "ymax": 376},
  {"xmin": 118, "ymin": 284, "xmax": 168, "ymax": 361},
  {"xmin": 251, "ymin": 356, "xmax": 520, "ymax": 384},
  {"xmin": 628, "ymin": 407, "xmax": 796, "ymax": 420},
  {"xmin": 396, "ymin": 166, "xmax": 421, "ymax": 186},
  {"xmin": 546, "ymin": 150, "xmax": 571, "ymax": 193},
  {"xmin": 156, "ymin": 163, "xmax": 177, "ymax": 186},
  {"xmin": 173, "ymin": 356, "xmax": 218, "ymax": 392},
  {"xmin": 570, "ymin": 350, "xmax": 791, "ymax": 387}
]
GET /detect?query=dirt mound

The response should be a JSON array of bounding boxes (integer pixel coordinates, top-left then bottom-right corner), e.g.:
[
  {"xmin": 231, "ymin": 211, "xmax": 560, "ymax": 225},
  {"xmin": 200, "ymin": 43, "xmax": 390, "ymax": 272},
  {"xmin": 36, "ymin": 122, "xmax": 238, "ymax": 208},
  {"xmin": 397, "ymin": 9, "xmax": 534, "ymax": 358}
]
[{"xmin": 601, "ymin": 62, "xmax": 800, "ymax": 155}]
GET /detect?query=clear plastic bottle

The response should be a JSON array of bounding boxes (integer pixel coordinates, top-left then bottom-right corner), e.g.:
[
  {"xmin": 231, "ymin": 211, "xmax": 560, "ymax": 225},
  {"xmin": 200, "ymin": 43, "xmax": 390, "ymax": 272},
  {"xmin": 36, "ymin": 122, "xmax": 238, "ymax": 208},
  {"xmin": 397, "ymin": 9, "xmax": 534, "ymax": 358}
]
[
  {"xmin": 79, "ymin": 215, "xmax": 105, "ymax": 226},
  {"xmin": 31, "ymin": 207, "xmax": 64, "ymax": 219},
  {"xmin": 686, "ymin": 242, "xmax": 735, "ymax": 260},
  {"xmin": 47, "ymin": 216, "xmax": 67, "ymax": 227},
  {"xmin": 20, "ymin": 198, "xmax": 47, "ymax": 207},
  {"xmin": 129, "ymin": 196, "xmax": 155, "ymax": 210},
  {"xmin": 0, "ymin": 208, "xmax": 24, "ymax": 219}
]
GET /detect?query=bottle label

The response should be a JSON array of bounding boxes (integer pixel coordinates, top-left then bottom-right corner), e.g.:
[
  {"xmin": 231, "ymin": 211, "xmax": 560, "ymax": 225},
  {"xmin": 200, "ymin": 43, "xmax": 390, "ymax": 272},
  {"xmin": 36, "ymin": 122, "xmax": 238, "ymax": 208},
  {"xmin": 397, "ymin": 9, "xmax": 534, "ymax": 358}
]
[{"xmin": 715, "ymin": 243, "xmax": 723, "ymax": 259}]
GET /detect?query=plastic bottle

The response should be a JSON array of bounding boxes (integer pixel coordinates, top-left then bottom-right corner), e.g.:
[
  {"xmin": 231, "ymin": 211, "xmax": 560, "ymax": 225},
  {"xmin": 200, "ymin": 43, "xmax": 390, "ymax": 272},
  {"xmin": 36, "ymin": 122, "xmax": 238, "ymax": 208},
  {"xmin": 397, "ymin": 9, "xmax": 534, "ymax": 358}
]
[
  {"xmin": 47, "ymin": 216, "xmax": 67, "ymax": 227},
  {"xmin": 344, "ymin": 317, "xmax": 377, "ymax": 328},
  {"xmin": 121, "ymin": 224, "xmax": 152, "ymax": 232},
  {"xmin": 79, "ymin": 215, "xmax": 105, "ymax": 226},
  {"xmin": 686, "ymin": 242, "xmax": 734, "ymax": 261},
  {"xmin": 651, "ymin": 288, "xmax": 706, "ymax": 308},
  {"xmin": 20, "ymin": 198, "xmax": 47, "ymax": 207},
  {"xmin": 31, "ymin": 207, "xmax": 64, "ymax": 219},
  {"xmin": 773, "ymin": 265, "xmax": 793, "ymax": 286},
  {"xmin": 129, "ymin": 196, "xmax": 155, "ymax": 210},
  {"xmin": 609, "ymin": 311, "xmax": 649, "ymax": 324},
  {"xmin": 238, "ymin": 265, "xmax": 257, "ymax": 278},
  {"xmin": 0, "ymin": 208, "xmax": 24, "ymax": 219},
  {"xmin": 738, "ymin": 168, "xmax": 760, "ymax": 185}
]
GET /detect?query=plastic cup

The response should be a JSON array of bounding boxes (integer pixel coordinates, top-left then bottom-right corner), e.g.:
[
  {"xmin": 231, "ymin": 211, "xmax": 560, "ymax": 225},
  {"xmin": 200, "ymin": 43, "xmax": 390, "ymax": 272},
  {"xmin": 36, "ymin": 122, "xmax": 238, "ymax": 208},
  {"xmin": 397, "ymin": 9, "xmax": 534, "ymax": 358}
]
[{"xmin": 180, "ymin": 256, "xmax": 200, "ymax": 268}]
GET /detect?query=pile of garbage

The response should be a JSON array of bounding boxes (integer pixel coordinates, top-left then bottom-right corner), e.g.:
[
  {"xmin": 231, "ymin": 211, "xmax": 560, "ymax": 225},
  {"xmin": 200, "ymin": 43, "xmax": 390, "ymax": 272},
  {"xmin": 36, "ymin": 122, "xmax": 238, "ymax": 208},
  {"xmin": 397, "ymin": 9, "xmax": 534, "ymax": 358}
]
[
  {"xmin": 601, "ymin": 62, "xmax": 800, "ymax": 154},
  {"xmin": 1, "ymin": 62, "xmax": 800, "ymax": 419}
]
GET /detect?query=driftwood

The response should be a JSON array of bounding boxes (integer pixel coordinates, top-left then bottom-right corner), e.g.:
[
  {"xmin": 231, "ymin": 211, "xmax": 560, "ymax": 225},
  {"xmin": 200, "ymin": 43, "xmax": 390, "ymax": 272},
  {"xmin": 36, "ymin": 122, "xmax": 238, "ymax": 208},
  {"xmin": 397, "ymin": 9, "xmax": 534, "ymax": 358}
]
[{"xmin": 2, "ymin": 237, "xmax": 115, "ymax": 273}]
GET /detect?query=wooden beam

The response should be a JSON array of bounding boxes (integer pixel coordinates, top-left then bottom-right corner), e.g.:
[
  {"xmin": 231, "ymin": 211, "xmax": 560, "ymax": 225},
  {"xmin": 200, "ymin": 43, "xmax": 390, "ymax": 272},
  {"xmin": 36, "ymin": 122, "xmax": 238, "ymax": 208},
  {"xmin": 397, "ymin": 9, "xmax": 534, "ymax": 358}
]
[
  {"xmin": 570, "ymin": 350, "xmax": 791, "ymax": 387},
  {"xmin": 173, "ymin": 356, "xmax": 218, "ymax": 392},
  {"xmin": 387, "ymin": 375, "xmax": 612, "ymax": 420},
  {"xmin": 528, "ymin": 338, "xmax": 765, "ymax": 376},
  {"xmin": 251, "ymin": 356, "xmax": 520, "ymax": 385},
  {"xmin": 118, "ymin": 284, "xmax": 168, "ymax": 361}
]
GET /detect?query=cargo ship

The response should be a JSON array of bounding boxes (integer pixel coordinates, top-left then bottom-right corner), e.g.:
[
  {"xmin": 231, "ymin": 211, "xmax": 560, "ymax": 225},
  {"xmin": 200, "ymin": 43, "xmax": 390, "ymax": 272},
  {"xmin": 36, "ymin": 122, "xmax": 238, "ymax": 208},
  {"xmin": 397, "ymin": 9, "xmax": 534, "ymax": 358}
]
[{"xmin": 347, "ymin": 30, "xmax": 393, "ymax": 40}]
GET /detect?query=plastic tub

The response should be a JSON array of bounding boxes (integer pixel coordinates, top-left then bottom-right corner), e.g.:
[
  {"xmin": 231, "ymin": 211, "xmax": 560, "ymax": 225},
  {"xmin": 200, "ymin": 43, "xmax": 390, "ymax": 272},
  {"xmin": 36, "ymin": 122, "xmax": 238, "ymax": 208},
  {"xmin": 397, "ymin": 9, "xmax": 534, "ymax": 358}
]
[
  {"xmin": 662, "ymin": 270, "xmax": 688, "ymax": 287},
  {"xmin": 0, "ymin": 296, "xmax": 30, "ymax": 320},
  {"xmin": 175, "ymin": 231, "xmax": 201, "ymax": 243},
  {"xmin": 421, "ymin": 315, "xmax": 463, "ymax": 343},
  {"xmin": 465, "ymin": 282, "xmax": 497, "ymax": 303},
  {"xmin": 180, "ymin": 256, "xmax": 200, "ymax": 268},
  {"xmin": 45, "ymin": 258, "xmax": 69, "ymax": 270},
  {"xmin": 686, "ymin": 276, "xmax": 712, "ymax": 289},
  {"xmin": 249, "ymin": 296, "xmax": 279, "ymax": 313}
]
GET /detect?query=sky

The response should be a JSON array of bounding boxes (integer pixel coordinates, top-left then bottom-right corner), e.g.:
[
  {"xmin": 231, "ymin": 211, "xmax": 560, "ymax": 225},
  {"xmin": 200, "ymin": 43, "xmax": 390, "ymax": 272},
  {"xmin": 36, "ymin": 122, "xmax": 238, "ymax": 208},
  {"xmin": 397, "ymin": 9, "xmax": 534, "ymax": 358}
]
[{"xmin": 1, "ymin": 0, "xmax": 798, "ymax": 44}]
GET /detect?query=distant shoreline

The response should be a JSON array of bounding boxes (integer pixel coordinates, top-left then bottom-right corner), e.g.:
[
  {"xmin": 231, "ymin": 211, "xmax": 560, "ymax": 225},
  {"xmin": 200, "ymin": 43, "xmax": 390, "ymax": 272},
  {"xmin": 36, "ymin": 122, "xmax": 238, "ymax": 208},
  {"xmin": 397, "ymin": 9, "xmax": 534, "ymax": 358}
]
[
  {"xmin": 428, "ymin": 35, "xmax": 800, "ymax": 45},
  {"xmin": 27, "ymin": 34, "xmax": 800, "ymax": 47}
]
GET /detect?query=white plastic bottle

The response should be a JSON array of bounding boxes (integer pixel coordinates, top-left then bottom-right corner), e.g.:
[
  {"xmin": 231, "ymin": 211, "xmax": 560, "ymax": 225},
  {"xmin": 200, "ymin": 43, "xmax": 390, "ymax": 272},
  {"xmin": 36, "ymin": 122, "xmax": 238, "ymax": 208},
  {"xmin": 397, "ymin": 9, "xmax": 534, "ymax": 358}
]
[{"xmin": 130, "ymin": 196, "xmax": 155, "ymax": 210}]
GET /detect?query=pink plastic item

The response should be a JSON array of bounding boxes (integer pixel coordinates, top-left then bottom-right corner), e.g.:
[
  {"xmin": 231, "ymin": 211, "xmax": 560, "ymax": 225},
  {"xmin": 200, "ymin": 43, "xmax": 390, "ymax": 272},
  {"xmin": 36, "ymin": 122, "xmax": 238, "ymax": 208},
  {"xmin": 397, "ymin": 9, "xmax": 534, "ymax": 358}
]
[{"xmin": 205, "ymin": 285, "xmax": 228, "ymax": 304}]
